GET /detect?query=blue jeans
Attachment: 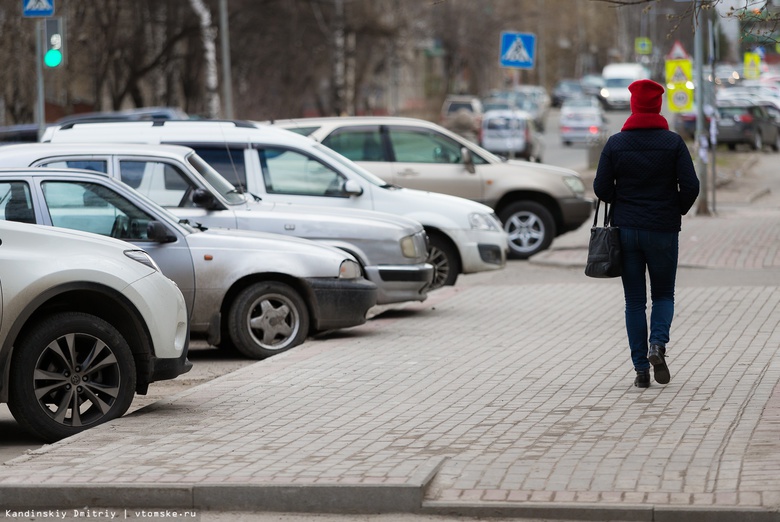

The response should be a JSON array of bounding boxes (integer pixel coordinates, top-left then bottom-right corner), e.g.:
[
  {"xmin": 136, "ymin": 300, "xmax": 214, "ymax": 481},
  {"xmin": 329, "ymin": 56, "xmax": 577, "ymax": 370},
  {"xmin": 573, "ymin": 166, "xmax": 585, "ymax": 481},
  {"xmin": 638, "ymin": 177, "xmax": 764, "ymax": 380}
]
[{"xmin": 619, "ymin": 228, "xmax": 679, "ymax": 371}]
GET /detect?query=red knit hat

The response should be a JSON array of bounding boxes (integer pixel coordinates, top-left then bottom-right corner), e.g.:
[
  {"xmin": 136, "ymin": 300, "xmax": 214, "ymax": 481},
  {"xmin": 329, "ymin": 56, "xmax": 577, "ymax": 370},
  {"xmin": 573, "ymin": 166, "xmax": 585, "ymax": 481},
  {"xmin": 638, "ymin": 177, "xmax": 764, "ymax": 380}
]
[{"xmin": 629, "ymin": 79, "xmax": 664, "ymax": 114}]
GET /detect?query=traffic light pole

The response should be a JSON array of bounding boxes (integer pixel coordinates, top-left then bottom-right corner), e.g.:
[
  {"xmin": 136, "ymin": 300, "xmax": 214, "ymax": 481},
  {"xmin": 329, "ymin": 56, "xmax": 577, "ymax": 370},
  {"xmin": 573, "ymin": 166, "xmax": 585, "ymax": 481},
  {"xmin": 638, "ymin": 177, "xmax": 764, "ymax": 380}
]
[{"xmin": 36, "ymin": 19, "xmax": 46, "ymax": 141}]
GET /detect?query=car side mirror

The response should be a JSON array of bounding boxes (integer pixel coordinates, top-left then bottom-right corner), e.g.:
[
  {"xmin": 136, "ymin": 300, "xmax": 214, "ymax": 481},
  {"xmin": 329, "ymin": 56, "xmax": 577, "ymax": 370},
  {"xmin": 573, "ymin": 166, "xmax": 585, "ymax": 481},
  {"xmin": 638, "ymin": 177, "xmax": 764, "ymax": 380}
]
[
  {"xmin": 461, "ymin": 147, "xmax": 476, "ymax": 174},
  {"xmin": 343, "ymin": 179, "xmax": 363, "ymax": 196},
  {"xmin": 146, "ymin": 221, "xmax": 176, "ymax": 243},
  {"xmin": 192, "ymin": 188, "xmax": 217, "ymax": 209}
]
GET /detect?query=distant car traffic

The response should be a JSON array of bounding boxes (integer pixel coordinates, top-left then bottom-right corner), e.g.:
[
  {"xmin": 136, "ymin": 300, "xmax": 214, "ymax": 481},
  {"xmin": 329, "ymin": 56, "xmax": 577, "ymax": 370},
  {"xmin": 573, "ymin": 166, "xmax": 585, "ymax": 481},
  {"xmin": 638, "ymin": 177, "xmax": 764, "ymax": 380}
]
[
  {"xmin": 0, "ymin": 218, "xmax": 190, "ymax": 442},
  {"xmin": 480, "ymin": 109, "xmax": 544, "ymax": 162},
  {"xmin": 716, "ymin": 101, "xmax": 780, "ymax": 151},
  {"xmin": 270, "ymin": 116, "xmax": 592, "ymax": 260},
  {"xmin": 0, "ymin": 166, "xmax": 377, "ymax": 359},
  {"xmin": 551, "ymin": 79, "xmax": 584, "ymax": 107},
  {"xmin": 559, "ymin": 96, "xmax": 609, "ymax": 145}
]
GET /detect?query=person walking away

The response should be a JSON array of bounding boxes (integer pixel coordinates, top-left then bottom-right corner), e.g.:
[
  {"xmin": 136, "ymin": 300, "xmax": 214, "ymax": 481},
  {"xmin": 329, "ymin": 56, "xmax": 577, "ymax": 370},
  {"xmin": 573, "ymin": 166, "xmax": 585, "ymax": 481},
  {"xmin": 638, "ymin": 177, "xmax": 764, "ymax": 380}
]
[{"xmin": 593, "ymin": 79, "xmax": 699, "ymax": 388}]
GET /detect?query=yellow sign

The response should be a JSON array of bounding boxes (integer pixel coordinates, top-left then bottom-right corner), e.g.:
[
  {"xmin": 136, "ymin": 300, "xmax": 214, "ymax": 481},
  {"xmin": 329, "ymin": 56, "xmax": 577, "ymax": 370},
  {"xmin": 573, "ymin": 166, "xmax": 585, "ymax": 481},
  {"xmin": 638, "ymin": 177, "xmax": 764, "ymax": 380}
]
[
  {"xmin": 665, "ymin": 59, "xmax": 693, "ymax": 113},
  {"xmin": 744, "ymin": 52, "xmax": 761, "ymax": 79},
  {"xmin": 635, "ymin": 37, "xmax": 652, "ymax": 55}
]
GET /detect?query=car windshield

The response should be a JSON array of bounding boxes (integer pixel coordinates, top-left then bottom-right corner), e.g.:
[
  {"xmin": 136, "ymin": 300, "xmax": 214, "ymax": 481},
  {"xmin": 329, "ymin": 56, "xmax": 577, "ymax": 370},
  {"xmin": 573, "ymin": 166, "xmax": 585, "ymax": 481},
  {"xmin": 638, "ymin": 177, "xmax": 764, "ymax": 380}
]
[
  {"xmin": 313, "ymin": 142, "xmax": 391, "ymax": 187},
  {"xmin": 605, "ymin": 78, "xmax": 632, "ymax": 88},
  {"xmin": 186, "ymin": 152, "xmax": 248, "ymax": 204}
]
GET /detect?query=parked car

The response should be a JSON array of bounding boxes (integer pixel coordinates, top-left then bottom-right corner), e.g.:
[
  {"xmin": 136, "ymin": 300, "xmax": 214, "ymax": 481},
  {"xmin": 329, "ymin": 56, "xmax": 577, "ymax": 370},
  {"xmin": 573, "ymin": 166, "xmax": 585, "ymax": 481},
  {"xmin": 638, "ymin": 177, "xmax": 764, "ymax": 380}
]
[
  {"xmin": 0, "ymin": 167, "xmax": 377, "ymax": 359},
  {"xmin": 551, "ymin": 79, "xmax": 584, "ymax": 107},
  {"xmin": 3, "ymin": 142, "xmax": 432, "ymax": 304},
  {"xmin": 55, "ymin": 106, "xmax": 189, "ymax": 126},
  {"xmin": 480, "ymin": 109, "xmax": 544, "ymax": 162},
  {"xmin": 580, "ymin": 74, "xmax": 605, "ymax": 99},
  {"xmin": 41, "ymin": 123, "xmax": 506, "ymax": 287},
  {"xmin": 482, "ymin": 88, "xmax": 548, "ymax": 131},
  {"xmin": 0, "ymin": 218, "xmax": 190, "ymax": 442},
  {"xmin": 716, "ymin": 101, "xmax": 780, "ymax": 151},
  {"xmin": 559, "ymin": 97, "xmax": 609, "ymax": 145},
  {"xmin": 441, "ymin": 95, "xmax": 483, "ymax": 143},
  {"xmin": 441, "ymin": 95, "xmax": 483, "ymax": 124},
  {"xmin": 269, "ymin": 116, "xmax": 592, "ymax": 260}
]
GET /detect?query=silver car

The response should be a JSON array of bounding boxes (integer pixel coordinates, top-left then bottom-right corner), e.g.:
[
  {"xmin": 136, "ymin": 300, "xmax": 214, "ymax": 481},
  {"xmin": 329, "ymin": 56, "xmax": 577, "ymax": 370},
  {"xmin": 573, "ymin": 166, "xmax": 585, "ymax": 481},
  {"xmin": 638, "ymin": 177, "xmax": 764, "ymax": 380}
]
[
  {"xmin": 0, "ymin": 168, "xmax": 378, "ymax": 360},
  {"xmin": 0, "ymin": 143, "xmax": 433, "ymax": 305}
]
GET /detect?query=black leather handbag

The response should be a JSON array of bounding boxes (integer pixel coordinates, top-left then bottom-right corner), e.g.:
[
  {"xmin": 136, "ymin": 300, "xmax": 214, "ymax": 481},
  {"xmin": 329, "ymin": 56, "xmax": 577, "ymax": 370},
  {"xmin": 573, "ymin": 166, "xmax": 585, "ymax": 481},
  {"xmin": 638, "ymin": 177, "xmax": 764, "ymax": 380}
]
[{"xmin": 585, "ymin": 200, "xmax": 622, "ymax": 278}]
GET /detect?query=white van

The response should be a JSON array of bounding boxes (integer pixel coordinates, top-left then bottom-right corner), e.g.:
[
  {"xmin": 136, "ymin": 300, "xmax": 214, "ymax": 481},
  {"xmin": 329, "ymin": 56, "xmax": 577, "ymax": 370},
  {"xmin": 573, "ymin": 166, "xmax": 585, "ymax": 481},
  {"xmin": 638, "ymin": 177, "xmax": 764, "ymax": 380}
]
[{"xmin": 600, "ymin": 63, "xmax": 650, "ymax": 110}]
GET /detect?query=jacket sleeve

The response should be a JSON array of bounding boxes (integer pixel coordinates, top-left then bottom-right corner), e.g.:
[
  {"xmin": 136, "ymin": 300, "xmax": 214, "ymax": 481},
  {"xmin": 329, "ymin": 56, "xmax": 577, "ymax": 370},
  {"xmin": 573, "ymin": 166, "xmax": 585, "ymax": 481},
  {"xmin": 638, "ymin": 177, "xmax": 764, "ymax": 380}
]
[
  {"xmin": 676, "ymin": 139, "xmax": 699, "ymax": 215},
  {"xmin": 593, "ymin": 140, "xmax": 616, "ymax": 203}
]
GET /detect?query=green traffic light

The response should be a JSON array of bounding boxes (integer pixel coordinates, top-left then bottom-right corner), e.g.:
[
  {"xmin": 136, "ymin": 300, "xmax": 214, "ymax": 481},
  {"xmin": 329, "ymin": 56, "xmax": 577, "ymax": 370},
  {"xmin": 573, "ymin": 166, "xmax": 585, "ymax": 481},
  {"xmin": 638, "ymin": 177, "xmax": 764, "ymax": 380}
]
[{"xmin": 44, "ymin": 48, "xmax": 62, "ymax": 68}]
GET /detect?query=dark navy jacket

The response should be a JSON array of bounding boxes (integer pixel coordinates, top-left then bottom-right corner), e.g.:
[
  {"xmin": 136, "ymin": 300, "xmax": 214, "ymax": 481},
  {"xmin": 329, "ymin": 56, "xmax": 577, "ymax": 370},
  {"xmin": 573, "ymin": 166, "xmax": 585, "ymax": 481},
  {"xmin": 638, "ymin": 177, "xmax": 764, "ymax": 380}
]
[{"xmin": 593, "ymin": 128, "xmax": 699, "ymax": 232}]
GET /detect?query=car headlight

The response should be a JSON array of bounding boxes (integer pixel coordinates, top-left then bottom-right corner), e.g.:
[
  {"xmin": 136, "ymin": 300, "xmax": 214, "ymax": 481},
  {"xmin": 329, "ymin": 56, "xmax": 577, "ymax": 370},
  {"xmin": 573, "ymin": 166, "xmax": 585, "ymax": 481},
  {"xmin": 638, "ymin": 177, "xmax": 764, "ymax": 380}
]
[
  {"xmin": 563, "ymin": 175, "xmax": 585, "ymax": 195},
  {"xmin": 124, "ymin": 249, "xmax": 160, "ymax": 271},
  {"xmin": 469, "ymin": 212, "xmax": 501, "ymax": 231},
  {"xmin": 600, "ymin": 88, "xmax": 609, "ymax": 98},
  {"xmin": 338, "ymin": 259, "xmax": 361, "ymax": 279},
  {"xmin": 400, "ymin": 234, "xmax": 420, "ymax": 258}
]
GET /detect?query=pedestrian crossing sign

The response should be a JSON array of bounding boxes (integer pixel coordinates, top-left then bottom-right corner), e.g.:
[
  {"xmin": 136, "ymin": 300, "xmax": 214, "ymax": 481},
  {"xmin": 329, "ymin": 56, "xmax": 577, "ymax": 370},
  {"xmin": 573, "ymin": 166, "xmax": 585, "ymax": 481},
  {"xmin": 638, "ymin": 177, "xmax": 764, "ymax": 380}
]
[
  {"xmin": 499, "ymin": 32, "xmax": 536, "ymax": 69},
  {"xmin": 665, "ymin": 59, "xmax": 693, "ymax": 113},
  {"xmin": 635, "ymin": 37, "xmax": 652, "ymax": 55},
  {"xmin": 744, "ymin": 52, "xmax": 761, "ymax": 79}
]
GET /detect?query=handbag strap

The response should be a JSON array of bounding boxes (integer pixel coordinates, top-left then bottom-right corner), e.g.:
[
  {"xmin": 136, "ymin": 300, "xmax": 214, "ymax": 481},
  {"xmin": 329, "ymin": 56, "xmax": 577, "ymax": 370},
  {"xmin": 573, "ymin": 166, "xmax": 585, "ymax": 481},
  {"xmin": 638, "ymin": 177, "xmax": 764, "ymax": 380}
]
[{"xmin": 592, "ymin": 199, "xmax": 615, "ymax": 227}]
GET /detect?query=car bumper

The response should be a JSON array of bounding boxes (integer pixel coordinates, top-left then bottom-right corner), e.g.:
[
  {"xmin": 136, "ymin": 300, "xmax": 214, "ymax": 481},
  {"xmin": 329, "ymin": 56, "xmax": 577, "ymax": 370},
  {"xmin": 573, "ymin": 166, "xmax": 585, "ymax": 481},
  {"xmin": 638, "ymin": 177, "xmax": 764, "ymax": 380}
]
[
  {"xmin": 364, "ymin": 263, "xmax": 434, "ymax": 305},
  {"xmin": 559, "ymin": 197, "xmax": 594, "ymax": 234},
  {"xmin": 307, "ymin": 277, "xmax": 378, "ymax": 331},
  {"xmin": 127, "ymin": 272, "xmax": 190, "ymax": 362},
  {"xmin": 448, "ymin": 228, "xmax": 507, "ymax": 274},
  {"xmin": 150, "ymin": 345, "xmax": 192, "ymax": 382},
  {"xmin": 561, "ymin": 128, "xmax": 604, "ymax": 143}
]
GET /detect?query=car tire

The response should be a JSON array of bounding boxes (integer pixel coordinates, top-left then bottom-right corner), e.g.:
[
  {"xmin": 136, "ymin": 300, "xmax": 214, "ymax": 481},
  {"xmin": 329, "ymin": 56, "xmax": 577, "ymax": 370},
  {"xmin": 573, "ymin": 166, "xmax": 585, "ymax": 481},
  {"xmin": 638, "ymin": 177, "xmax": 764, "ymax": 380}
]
[
  {"xmin": 499, "ymin": 201, "xmax": 555, "ymax": 260},
  {"xmin": 228, "ymin": 281, "xmax": 309, "ymax": 359},
  {"xmin": 752, "ymin": 132, "xmax": 763, "ymax": 151},
  {"xmin": 427, "ymin": 232, "xmax": 460, "ymax": 289},
  {"xmin": 8, "ymin": 312, "xmax": 136, "ymax": 443},
  {"xmin": 772, "ymin": 131, "xmax": 780, "ymax": 152}
]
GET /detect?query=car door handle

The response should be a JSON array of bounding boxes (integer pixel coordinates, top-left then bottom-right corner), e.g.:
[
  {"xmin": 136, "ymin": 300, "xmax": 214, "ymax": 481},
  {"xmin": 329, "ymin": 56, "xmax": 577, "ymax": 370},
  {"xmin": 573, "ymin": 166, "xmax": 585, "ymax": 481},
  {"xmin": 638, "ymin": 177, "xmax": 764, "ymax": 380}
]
[{"xmin": 398, "ymin": 168, "xmax": 418, "ymax": 177}]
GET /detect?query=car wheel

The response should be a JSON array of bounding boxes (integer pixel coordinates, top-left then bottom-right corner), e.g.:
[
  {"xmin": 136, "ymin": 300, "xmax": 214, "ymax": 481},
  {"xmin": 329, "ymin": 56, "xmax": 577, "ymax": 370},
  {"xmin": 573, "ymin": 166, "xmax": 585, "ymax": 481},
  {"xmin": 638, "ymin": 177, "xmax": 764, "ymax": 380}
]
[
  {"xmin": 427, "ymin": 233, "xmax": 460, "ymax": 289},
  {"xmin": 752, "ymin": 132, "xmax": 763, "ymax": 151},
  {"xmin": 727, "ymin": 143, "xmax": 736, "ymax": 151},
  {"xmin": 499, "ymin": 201, "xmax": 555, "ymax": 260},
  {"xmin": 8, "ymin": 312, "xmax": 136, "ymax": 443},
  {"xmin": 772, "ymin": 131, "xmax": 780, "ymax": 152},
  {"xmin": 228, "ymin": 281, "xmax": 309, "ymax": 359}
]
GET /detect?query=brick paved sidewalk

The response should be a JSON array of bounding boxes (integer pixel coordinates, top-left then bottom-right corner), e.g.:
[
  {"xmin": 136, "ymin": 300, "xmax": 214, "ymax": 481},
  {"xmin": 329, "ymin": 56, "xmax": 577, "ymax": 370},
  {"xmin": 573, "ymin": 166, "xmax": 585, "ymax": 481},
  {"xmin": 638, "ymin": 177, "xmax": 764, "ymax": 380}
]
[
  {"xmin": 1, "ymin": 154, "xmax": 779, "ymax": 521},
  {"xmin": 1, "ymin": 265, "xmax": 779, "ymax": 520}
]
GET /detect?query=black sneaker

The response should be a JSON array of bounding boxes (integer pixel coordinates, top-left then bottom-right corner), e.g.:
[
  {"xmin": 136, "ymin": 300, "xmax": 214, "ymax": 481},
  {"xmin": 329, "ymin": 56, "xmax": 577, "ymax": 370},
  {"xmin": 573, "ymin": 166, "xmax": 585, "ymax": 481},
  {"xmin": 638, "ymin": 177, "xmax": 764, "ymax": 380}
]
[
  {"xmin": 634, "ymin": 369, "xmax": 650, "ymax": 388},
  {"xmin": 648, "ymin": 344, "xmax": 670, "ymax": 384}
]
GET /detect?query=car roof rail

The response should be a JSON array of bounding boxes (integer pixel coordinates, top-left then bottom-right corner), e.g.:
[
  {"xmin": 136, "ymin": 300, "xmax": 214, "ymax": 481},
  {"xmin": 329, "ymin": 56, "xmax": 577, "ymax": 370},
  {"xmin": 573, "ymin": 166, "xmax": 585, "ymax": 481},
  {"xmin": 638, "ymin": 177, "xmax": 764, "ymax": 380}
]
[{"xmin": 55, "ymin": 118, "xmax": 258, "ymax": 131}]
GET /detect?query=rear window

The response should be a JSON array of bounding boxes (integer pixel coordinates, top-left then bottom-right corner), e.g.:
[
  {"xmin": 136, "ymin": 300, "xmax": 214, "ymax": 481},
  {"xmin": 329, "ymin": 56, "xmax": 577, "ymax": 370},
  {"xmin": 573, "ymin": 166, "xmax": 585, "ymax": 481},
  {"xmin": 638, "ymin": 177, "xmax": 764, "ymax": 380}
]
[{"xmin": 485, "ymin": 116, "xmax": 526, "ymax": 131}]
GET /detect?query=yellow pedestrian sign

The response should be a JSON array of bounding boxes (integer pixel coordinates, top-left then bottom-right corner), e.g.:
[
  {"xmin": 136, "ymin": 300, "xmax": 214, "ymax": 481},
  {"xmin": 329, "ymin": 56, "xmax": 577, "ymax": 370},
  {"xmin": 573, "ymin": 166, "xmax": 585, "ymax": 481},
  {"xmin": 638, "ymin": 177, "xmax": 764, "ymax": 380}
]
[
  {"xmin": 744, "ymin": 52, "xmax": 761, "ymax": 80},
  {"xmin": 665, "ymin": 59, "xmax": 693, "ymax": 113}
]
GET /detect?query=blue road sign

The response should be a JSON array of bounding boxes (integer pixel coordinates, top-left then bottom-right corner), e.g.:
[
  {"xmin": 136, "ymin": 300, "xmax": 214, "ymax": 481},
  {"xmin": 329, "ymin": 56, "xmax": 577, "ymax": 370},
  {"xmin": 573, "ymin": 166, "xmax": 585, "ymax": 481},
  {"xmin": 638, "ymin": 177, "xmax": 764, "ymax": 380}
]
[
  {"xmin": 22, "ymin": 0, "xmax": 54, "ymax": 17},
  {"xmin": 499, "ymin": 32, "xmax": 536, "ymax": 69}
]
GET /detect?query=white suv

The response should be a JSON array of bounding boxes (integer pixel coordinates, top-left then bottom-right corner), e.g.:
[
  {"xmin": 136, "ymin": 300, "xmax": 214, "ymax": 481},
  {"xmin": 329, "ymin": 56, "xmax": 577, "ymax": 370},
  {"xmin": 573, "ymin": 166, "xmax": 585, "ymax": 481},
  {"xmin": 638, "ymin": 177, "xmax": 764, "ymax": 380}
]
[
  {"xmin": 0, "ymin": 220, "xmax": 189, "ymax": 442},
  {"xmin": 42, "ymin": 121, "xmax": 507, "ymax": 288}
]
